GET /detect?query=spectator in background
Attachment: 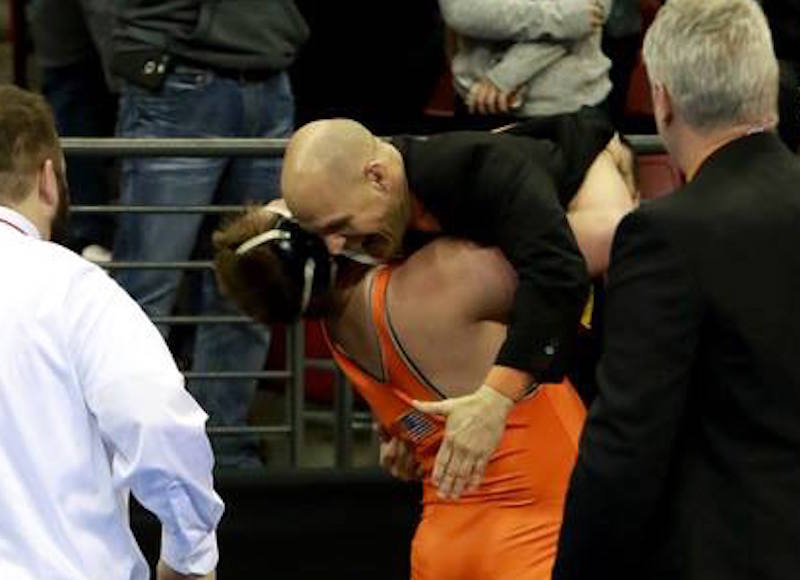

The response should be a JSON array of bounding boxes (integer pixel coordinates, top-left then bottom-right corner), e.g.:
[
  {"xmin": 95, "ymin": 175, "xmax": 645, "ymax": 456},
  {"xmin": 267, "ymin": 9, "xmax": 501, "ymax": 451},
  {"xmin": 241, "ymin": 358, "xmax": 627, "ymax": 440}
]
[
  {"xmin": 110, "ymin": 0, "xmax": 309, "ymax": 468},
  {"xmin": 27, "ymin": 0, "xmax": 117, "ymax": 260},
  {"xmin": 602, "ymin": 0, "xmax": 644, "ymax": 130},
  {"xmin": 762, "ymin": 0, "xmax": 800, "ymax": 151},
  {"xmin": 0, "ymin": 84, "xmax": 222, "ymax": 580},
  {"xmin": 439, "ymin": 0, "xmax": 613, "ymax": 130}
]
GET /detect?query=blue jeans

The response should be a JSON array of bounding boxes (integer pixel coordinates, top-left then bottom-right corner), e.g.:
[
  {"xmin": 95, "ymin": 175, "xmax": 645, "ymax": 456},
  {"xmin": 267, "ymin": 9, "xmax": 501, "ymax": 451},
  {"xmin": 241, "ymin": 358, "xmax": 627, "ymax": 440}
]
[{"xmin": 113, "ymin": 67, "xmax": 295, "ymax": 467}]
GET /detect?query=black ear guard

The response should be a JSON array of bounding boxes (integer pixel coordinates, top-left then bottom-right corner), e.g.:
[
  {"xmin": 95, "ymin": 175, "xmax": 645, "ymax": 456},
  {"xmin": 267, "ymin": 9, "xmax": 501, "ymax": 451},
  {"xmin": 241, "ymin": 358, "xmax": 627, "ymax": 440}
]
[{"xmin": 235, "ymin": 217, "xmax": 335, "ymax": 316}]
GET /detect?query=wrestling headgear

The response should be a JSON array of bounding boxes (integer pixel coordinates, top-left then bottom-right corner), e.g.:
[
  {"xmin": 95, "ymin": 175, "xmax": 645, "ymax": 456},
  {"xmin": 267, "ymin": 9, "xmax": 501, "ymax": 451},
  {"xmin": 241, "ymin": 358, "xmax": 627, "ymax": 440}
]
[{"xmin": 235, "ymin": 216, "xmax": 335, "ymax": 318}]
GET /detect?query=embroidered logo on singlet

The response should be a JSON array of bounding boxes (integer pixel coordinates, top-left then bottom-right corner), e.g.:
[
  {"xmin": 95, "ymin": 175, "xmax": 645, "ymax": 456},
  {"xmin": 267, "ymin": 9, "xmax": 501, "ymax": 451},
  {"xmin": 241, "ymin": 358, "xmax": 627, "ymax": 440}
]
[{"xmin": 394, "ymin": 409, "xmax": 438, "ymax": 444}]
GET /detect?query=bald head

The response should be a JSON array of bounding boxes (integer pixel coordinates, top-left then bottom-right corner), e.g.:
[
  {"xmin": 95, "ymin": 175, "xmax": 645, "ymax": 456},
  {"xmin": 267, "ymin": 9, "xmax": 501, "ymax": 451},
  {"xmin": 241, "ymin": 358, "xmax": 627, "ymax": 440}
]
[
  {"xmin": 282, "ymin": 119, "xmax": 378, "ymax": 223},
  {"xmin": 280, "ymin": 118, "xmax": 411, "ymax": 261}
]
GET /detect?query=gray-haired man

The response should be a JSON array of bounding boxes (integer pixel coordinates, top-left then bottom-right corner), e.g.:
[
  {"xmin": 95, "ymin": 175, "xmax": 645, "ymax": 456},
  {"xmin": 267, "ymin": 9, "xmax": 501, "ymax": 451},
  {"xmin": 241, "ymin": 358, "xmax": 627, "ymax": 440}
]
[{"xmin": 554, "ymin": 1, "xmax": 800, "ymax": 578}]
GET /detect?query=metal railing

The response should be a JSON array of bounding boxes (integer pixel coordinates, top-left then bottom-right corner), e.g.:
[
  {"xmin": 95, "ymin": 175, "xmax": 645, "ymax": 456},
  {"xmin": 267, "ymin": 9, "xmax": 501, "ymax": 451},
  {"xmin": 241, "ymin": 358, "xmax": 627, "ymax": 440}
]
[
  {"xmin": 61, "ymin": 134, "xmax": 667, "ymax": 468},
  {"xmin": 61, "ymin": 136, "xmax": 371, "ymax": 468},
  {"xmin": 61, "ymin": 134, "xmax": 666, "ymax": 157}
]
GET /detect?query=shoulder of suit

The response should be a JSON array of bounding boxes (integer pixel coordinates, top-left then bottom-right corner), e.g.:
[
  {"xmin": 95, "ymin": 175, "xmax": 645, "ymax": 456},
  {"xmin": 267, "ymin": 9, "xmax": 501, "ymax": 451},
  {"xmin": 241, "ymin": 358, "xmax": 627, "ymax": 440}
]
[
  {"xmin": 412, "ymin": 132, "xmax": 541, "ymax": 175},
  {"xmin": 429, "ymin": 130, "xmax": 530, "ymax": 150},
  {"xmin": 625, "ymin": 183, "xmax": 706, "ymax": 245}
]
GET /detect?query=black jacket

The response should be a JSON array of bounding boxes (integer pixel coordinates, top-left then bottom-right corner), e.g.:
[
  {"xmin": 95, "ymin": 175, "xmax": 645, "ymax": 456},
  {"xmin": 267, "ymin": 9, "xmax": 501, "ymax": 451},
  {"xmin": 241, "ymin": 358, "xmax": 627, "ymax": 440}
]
[
  {"xmin": 554, "ymin": 132, "xmax": 800, "ymax": 580},
  {"xmin": 393, "ymin": 111, "xmax": 613, "ymax": 382},
  {"xmin": 113, "ymin": 0, "xmax": 308, "ymax": 72}
]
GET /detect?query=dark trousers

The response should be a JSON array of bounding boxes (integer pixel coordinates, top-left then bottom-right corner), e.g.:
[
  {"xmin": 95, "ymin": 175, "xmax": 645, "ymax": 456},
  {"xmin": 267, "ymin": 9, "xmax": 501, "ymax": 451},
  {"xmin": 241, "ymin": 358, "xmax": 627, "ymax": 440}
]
[{"xmin": 41, "ymin": 55, "xmax": 117, "ymax": 250}]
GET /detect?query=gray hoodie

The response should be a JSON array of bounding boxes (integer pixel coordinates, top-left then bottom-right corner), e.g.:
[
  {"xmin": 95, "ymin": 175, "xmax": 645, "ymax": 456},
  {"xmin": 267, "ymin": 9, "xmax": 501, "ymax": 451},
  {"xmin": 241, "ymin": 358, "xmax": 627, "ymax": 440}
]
[{"xmin": 440, "ymin": 0, "xmax": 613, "ymax": 116}]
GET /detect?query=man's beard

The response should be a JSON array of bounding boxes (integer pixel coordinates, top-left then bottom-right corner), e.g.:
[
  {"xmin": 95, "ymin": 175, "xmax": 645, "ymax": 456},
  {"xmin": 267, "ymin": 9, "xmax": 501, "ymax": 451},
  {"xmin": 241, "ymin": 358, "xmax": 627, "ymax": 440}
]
[
  {"xmin": 362, "ymin": 191, "xmax": 411, "ymax": 260},
  {"xmin": 50, "ymin": 169, "xmax": 71, "ymax": 246},
  {"xmin": 362, "ymin": 231, "xmax": 401, "ymax": 261}
]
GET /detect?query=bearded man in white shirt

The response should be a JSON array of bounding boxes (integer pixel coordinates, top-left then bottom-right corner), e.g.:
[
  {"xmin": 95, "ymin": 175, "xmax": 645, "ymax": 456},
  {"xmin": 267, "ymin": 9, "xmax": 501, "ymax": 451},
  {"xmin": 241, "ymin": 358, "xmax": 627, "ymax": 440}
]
[{"xmin": 0, "ymin": 84, "xmax": 223, "ymax": 580}]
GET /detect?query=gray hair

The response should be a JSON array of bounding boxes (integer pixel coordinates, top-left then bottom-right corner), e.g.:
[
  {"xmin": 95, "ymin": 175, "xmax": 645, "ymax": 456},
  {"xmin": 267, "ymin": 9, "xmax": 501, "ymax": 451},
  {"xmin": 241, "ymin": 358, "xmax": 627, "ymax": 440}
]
[{"xmin": 642, "ymin": 0, "xmax": 778, "ymax": 131}]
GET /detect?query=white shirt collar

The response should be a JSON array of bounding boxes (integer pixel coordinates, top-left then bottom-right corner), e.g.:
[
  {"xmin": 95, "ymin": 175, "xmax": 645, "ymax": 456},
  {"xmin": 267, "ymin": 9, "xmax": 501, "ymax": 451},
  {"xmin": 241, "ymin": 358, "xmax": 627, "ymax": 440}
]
[{"xmin": 0, "ymin": 206, "xmax": 42, "ymax": 239}]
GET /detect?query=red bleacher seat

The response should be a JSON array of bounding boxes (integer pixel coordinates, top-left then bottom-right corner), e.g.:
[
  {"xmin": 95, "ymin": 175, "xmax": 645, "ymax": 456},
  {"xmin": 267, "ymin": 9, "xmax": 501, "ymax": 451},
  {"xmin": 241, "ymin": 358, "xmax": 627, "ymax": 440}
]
[
  {"xmin": 264, "ymin": 321, "xmax": 339, "ymax": 404},
  {"xmin": 637, "ymin": 153, "xmax": 684, "ymax": 200},
  {"xmin": 623, "ymin": 0, "xmax": 665, "ymax": 120},
  {"xmin": 423, "ymin": 67, "xmax": 456, "ymax": 118},
  {"xmin": 624, "ymin": 53, "xmax": 654, "ymax": 118}
]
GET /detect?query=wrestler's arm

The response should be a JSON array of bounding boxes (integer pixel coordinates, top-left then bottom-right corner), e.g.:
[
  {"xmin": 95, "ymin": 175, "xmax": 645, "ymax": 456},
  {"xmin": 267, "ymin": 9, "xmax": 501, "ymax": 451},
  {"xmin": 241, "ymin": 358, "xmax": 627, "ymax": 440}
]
[{"xmin": 567, "ymin": 140, "xmax": 639, "ymax": 277}]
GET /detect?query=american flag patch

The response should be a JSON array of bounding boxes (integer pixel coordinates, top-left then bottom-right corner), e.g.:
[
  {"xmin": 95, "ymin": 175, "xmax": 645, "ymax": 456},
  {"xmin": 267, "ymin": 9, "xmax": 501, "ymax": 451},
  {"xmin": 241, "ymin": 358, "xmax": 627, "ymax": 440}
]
[{"xmin": 394, "ymin": 409, "xmax": 438, "ymax": 444}]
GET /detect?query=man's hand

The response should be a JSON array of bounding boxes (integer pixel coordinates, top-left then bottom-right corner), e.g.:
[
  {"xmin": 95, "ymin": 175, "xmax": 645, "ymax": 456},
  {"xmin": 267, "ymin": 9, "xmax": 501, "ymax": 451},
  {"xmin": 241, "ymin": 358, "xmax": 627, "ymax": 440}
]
[
  {"xmin": 412, "ymin": 386, "xmax": 514, "ymax": 499},
  {"xmin": 604, "ymin": 133, "xmax": 641, "ymax": 206},
  {"xmin": 467, "ymin": 79, "xmax": 523, "ymax": 115},
  {"xmin": 590, "ymin": 0, "xmax": 606, "ymax": 30},
  {"xmin": 380, "ymin": 436, "xmax": 425, "ymax": 481},
  {"xmin": 157, "ymin": 561, "xmax": 215, "ymax": 580}
]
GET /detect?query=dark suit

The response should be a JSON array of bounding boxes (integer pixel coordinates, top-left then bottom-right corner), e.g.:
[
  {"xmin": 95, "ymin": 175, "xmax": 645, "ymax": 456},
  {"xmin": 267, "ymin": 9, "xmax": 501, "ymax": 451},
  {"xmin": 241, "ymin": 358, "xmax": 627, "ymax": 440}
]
[{"xmin": 553, "ymin": 132, "xmax": 800, "ymax": 580}]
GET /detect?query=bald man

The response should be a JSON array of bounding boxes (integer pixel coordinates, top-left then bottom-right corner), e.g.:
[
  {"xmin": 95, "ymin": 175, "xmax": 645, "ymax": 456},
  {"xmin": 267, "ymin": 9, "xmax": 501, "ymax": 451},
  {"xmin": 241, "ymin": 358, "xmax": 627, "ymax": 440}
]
[{"xmin": 281, "ymin": 110, "xmax": 621, "ymax": 498}]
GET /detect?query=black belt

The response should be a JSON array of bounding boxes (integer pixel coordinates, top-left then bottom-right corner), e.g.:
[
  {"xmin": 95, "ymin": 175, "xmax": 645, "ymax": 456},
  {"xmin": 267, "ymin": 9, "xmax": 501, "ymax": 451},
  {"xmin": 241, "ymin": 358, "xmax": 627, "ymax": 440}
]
[
  {"xmin": 210, "ymin": 66, "xmax": 277, "ymax": 83},
  {"xmin": 175, "ymin": 58, "xmax": 276, "ymax": 83}
]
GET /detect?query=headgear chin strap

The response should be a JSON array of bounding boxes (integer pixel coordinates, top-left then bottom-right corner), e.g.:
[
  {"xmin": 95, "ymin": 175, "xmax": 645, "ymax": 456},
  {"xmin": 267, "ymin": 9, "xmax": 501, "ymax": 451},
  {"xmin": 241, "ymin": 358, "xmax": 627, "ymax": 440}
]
[{"xmin": 235, "ymin": 229, "xmax": 290, "ymax": 256}]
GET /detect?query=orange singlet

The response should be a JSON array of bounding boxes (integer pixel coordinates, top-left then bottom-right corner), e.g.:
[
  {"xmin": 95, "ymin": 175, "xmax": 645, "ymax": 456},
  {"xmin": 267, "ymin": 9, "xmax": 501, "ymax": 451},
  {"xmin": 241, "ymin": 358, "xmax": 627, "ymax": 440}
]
[{"xmin": 325, "ymin": 267, "xmax": 586, "ymax": 580}]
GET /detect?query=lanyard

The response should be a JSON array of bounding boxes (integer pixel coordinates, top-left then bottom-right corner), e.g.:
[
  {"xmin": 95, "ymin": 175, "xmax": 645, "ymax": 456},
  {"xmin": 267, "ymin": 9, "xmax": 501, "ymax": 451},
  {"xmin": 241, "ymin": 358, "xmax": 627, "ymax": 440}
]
[{"xmin": 0, "ymin": 217, "xmax": 27, "ymax": 236}]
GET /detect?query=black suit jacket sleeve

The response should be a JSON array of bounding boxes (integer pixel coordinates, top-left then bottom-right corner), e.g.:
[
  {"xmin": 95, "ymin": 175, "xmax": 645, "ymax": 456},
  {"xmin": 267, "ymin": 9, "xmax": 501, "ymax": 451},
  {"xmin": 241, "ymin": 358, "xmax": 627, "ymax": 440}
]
[
  {"xmin": 400, "ymin": 128, "xmax": 595, "ymax": 382},
  {"xmin": 553, "ymin": 209, "xmax": 704, "ymax": 579},
  {"xmin": 401, "ymin": 110, "xmax": 613, "ymax": 381},
  {"xmin": 490, "ymin": 168, "xmax": 589, "ymax": 381}
]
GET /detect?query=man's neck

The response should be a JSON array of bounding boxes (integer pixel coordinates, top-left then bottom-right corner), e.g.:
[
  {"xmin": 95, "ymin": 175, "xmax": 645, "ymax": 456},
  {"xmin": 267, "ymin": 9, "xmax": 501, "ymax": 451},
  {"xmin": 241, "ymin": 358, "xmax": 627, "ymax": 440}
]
[
  {"xmin": 409, "ymin": 194, "xmax": 441, "ymax": 232},
  {"xmin": 0, "ymin": 201, "xmax": 45, "ymax": 239}
]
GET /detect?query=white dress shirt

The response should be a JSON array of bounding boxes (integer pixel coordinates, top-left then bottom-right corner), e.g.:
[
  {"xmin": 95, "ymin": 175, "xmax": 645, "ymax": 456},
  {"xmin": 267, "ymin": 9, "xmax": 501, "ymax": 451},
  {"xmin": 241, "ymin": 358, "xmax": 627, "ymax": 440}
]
[{"xmin": 0, "ymin": 207, "xmax": 224, "ymax": 579}]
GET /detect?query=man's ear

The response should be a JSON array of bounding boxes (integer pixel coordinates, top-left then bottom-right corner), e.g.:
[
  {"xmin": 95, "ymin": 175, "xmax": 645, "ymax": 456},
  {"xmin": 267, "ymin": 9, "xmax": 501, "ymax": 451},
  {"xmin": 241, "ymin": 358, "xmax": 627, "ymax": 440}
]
[
  {"xmin": 38, "ymin": 159, "xmax": 59, "ymax": 211},
  {"xmin": 364, "ymin": 160, "xmax": 390, "ymax": 194},
  {"xmin": 651, "ymin": 81, "xmax": 674, "ymax": 130}
]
